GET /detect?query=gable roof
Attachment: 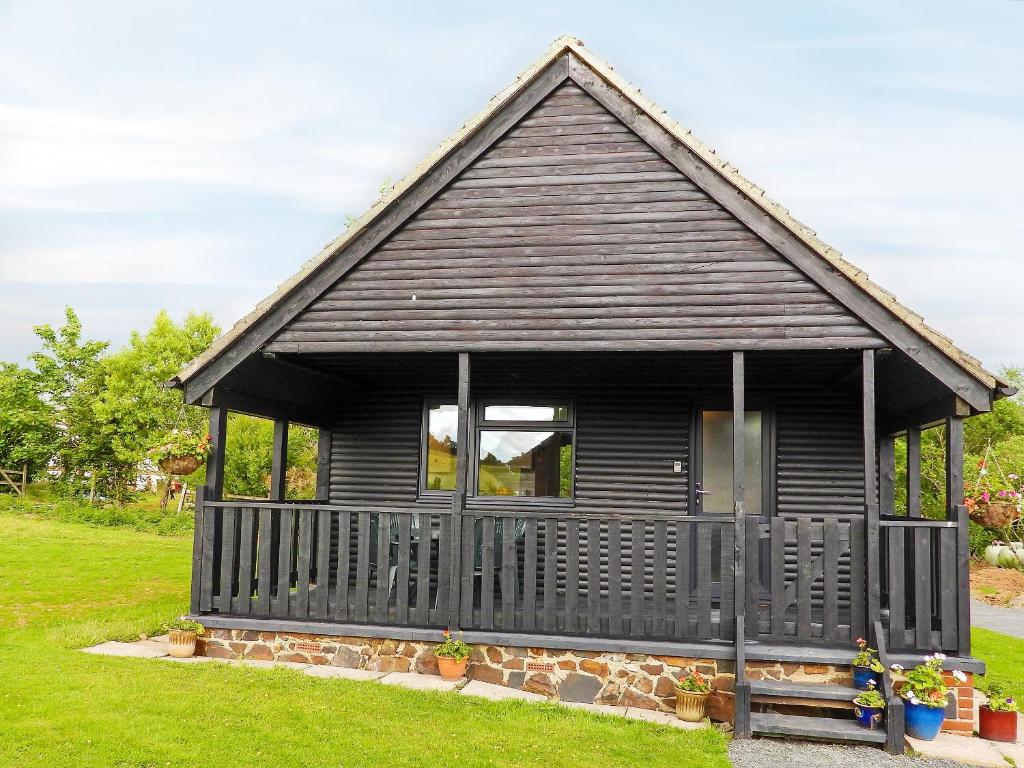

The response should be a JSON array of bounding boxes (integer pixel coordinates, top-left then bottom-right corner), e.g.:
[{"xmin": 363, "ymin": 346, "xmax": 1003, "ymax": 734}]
[{"xmin": 172, "ymin": 35, "xmax": 1007, "ymax": 406}]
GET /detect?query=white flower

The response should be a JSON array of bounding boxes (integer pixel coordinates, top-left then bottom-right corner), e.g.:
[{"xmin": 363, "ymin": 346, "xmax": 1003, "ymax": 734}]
[
  {"xmin": 923, "ymin": 654, "xmax": 934, "ymax": 663},
  {"xmin": 907, "ymin": 693, "xmax": 920, "ymax": 705},
  {"xmin": 980, "ymin": 468, "xmax": 989, "ymax": 476},
  {"xmin": 890, "ymin": 664, "xmax": 904, "ymax": 673},
  {"xmin": 934, "ymin": 653, "xmax": 947, "ymax": 662},
  {"xmin": 952, "ymin": 670, "xmax": 967, "ymax": 683}
]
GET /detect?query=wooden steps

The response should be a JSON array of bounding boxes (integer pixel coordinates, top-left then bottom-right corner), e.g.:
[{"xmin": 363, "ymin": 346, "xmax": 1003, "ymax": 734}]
[
  {"xmin": 749, "ymin": 679, "xmax": 859, "ymax": 704},
  {"xmin": 750, "ymin": 712, "xmax": 887, "ymax": 744}
]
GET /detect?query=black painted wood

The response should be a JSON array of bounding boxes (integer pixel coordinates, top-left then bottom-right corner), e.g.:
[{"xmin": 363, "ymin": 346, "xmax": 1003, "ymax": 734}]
[
  {"xmin": 189, "ymin": 486, "xmax": 206, "ymax": 615},
  {"xmin": 907, "ymin": 427, "xmax": 922, "ymax": 517},
  {"xmin": 270, "ymin": 420, "xmax": 289, "ymax": 501},
  {"xmin": 271, "ymin": 82, "xmax": 881, "ymax": 356}
]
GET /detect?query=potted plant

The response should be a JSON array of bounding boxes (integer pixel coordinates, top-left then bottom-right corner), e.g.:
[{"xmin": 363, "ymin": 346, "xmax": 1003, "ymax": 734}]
[
  {"xmin": 978, "ymin": 681, "xmax": 1018, "ymax": 743},
  {"xmin": 853, "ymin": 683, "xmax": 887, "ymax": 730},
  {"xmin": 434, "ymin": 630, "xmax": 471, "ymax": 680},
  {"xmin": 891, "ymin": 654, "xmax": 965, "ymax": 740},
  {"xmin": 674, "ymin": 671, "xmax": 712, "ymax": 722},
  {"xmin": 150, "ymin": 431, "xmax": 212, "ymax": 477},
  {"xmin": 163, "ymin": 618, "xmax": 204, "ymax": 658},
  {"xmin": 966, "ymin": 461, "xmax": 1022, "ymax": 530},
  {"xmin": 851, "ymin": 637, "xmax": 883, "ymax": 690}
]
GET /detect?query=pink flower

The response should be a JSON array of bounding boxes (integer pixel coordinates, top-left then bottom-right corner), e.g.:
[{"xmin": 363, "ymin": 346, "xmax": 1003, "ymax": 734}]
[{"xmin": 982, "ymin": 491, "xmax": 991, "ymax": 503}]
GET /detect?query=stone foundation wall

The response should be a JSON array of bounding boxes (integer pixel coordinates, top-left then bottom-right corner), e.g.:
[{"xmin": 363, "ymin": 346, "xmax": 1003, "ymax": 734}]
[
  {"xmin": 197, "ymin": 629, "xmax": 974, "ymax": 733},
  {"xmin": 197, "ymin": 629, "xmax": 734, "ymax": 717}
]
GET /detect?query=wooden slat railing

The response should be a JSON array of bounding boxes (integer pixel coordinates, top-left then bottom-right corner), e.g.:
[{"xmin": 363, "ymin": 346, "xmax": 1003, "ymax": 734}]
[
  {"xmin": 752, "ymin": 514, "xmax": 866, "ymax": 645},
  {"xmin": 194, "ymin": 500, "xmax": 737, "ymax": 643},
  {"xmin": 880, "ymin": 509, "xmax": 967, "ymax": 653}
]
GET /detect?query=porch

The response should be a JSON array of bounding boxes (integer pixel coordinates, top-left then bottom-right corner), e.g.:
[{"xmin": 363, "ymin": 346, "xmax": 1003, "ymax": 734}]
[{"xmin": 187, "ymin": 349, "xmax": 972, "ymax": 660}]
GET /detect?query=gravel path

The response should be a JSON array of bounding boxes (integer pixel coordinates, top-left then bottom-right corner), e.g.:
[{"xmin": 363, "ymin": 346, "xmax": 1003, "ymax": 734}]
[
  {"xmin": 972, "ymin": 597, "xmax": 1024, "ymax": 637},
  {"xmin": 728, "ymin": 739, "xmax": 965, "ymax": 768}
]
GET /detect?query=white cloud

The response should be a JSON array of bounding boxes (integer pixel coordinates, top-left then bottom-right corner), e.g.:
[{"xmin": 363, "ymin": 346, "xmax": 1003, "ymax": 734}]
[{"xmin": 0, "ymin": 236, "xmax": 250, "ymax": 284}]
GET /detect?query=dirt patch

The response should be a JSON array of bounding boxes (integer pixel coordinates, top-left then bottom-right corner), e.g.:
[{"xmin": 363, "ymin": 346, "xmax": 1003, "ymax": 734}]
[{"xmin": 971, "ymin": 562, "xmax": 1024, "ymax": 606}]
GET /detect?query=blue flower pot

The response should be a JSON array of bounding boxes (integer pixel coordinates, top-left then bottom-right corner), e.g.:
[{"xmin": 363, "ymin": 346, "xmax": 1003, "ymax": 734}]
[
  {"xmin": 855, "ymin": 704, "xmax": 885, "ymax": 730},
  {"xmin": 905, "ymin": 700, "xmax": 945, "ymax": 740},
  {"xmin": 852, "ymin": 665, "xmax": 880, "ymax": 691}
]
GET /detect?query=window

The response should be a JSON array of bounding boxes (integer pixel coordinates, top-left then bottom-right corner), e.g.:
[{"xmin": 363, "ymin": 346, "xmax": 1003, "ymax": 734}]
[
  {"xmin": 477, "ymin": 402, "xmax": 573, "ymax": 499},
  {"xmin": 423, "ymin": 403, "xmax": 458, "ymax": 492},
  {"xmin": 698, "ymin": 410, "xmax": 763, "ymax": 514}
]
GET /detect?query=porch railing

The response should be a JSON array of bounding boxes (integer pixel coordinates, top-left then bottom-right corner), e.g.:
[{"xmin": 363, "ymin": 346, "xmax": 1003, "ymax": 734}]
[
  {"xmin": 190, "ymin": 495, "xmax": 968, "ymax": 653},
  {"xmin": 880, "ymin": 506, "xmax": 970, "ymax": 655},
  {"xmin": 192, "ymin": 496, "xmax": 737, "ymax": 644}
]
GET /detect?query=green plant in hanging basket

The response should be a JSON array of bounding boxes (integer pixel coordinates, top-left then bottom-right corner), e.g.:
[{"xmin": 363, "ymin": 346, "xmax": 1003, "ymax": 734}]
[{"xmin": 149, "ymin": 430, "xmax": 212, "ymax": 476}]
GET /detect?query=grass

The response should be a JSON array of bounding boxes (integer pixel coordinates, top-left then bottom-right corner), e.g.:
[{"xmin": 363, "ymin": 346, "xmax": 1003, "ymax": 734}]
[
  {"xmin": 0, "ymin": 513, "xmax": 729, "ymax": 768},
  {"xmin": 973, "ymin": 627, "xmax": 1024, "ymax": 701},
  {"xmin": 0, "ymin": 484, "xmax": 194, "ymax": 536}
]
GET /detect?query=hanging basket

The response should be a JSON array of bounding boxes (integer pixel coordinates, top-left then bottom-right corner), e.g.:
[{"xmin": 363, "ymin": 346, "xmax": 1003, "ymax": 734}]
[
  {"xmin": 158, "ymin": 455, "xmax": 204, "ymax": 476},
  {"xmin": 970, "ymin": 501, "xmax": 1020, "ymax": 530}
]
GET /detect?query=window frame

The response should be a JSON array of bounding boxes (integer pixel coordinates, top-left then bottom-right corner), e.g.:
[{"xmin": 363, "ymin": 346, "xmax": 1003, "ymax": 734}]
[
  {"xmin": 418, "ymin": 400, "xmax": 462, "ymax": 498},
  {"xmin": 471, "ymin": 397, "xmax": 576, "ymax": 504}
]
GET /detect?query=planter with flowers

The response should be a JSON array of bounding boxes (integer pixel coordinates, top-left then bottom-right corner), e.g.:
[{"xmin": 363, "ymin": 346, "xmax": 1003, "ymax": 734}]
[
  {"xmin": 674, "ymin": 671, "xmax": 712, "ymax": 722},
  {"xmin": 434, "ymin": 630, "xmax": 471, "ymax": 680},
  {"xmin": 164, "ymin": 618, "xmax": 204, "ymax": 658},
  {"xmin": 853, "ymin": 684, "xmax": 887, "ymax": 730},
  {"xmin": 150, "ymin": 431, "xmax": 213, "ymax": 477},
  {"xmin": 890, "ymin": 654, "xmax": 966, "ymax": 741},
  {"xmin": 851, "ymin": 637, "xmax": 884, "ymax": 690},
  {"xmin": 966, "ymin": 458, "xmax": 1022, "ymax": 531},
  {"xmin": 978, "ymin": 681, "xmax": 1018, "ymax": 743}
]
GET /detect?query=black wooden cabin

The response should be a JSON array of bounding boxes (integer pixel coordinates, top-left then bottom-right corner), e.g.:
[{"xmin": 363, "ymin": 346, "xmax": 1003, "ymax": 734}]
[{"xmin": 170, "ymin": 37, "xmax": 1011, "ymax": 744}]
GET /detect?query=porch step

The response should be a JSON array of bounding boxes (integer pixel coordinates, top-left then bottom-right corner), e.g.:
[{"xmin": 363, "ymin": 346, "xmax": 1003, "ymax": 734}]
[
  {"xmin": 749, "ymin": 679, "xmax": 859, "ymax": 703},
  {"xmin": 750, "ymin": 713, "xmax": 886, "ymax": 744}
]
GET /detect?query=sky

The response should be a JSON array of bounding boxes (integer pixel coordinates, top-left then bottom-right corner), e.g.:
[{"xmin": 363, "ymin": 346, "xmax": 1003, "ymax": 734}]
[{"xmin": 1, "ymin": 1, "xmax": 1022, "ymax": 370}]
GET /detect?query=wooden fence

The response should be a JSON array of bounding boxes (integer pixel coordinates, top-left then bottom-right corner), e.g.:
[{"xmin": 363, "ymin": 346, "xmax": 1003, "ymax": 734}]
[{"xmin": 0, "ymin": 465, "xmax": 27, "ymax": 496}]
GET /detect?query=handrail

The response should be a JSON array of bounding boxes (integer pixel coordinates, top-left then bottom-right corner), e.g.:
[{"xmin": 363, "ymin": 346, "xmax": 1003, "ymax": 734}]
[
  {"xmin": 874, "ymin": 619, "xmax": 905, "ymax": 754},
  {"xmin": 201, "ymin": 498, "xmax": 737, "ymax": 523}
]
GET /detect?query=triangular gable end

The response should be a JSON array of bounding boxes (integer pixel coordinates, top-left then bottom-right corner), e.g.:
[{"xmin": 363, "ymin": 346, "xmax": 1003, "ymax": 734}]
[
  {"xmin": 269, "ymin": 80, "xmax": 881, "ymax": 354},
  {"xmin": 173, "ymin": 38, "xmax": 1003, "ymax": 412}
]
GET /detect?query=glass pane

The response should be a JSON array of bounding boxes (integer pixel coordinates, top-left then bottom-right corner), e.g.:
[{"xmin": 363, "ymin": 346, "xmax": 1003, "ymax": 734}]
[
  {"xmin": 483, "ymin": 404, "xmax": 569, "ymax": 422},
  {"xmin": 478, "ymin": 430, "xmax": 573, "ymax": 498},
  {"xmin": 424, "ymin": 404, "xmax": 458, "ymax": 491},
  {"xmin": 701, "ymin": 411, "xmax": 762, "ymax": 514}
]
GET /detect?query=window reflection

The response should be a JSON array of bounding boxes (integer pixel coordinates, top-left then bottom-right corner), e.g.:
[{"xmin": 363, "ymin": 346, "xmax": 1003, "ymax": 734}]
[
  {"xmin": 483, "ymin": 405, "xmax": 569, "ymax": 422},
  {"xmin": 425, "ymin": 404, "xmax": 457, "ymax": 491},
  {"xmin": 478, "ymin": 430, "xmax": 572, "ymax": 497}
]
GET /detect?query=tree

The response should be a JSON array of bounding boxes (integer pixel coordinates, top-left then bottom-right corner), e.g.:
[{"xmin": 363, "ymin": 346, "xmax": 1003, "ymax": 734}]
[
  {"xmin": 59, "ymin": 310, "xmax": 219, "ymax": 502},
  {"xmin": 222, "ymin": 415, "xmax": 319, "ymax": 499},
  {"xmin": 0, "ymin": 362, "xmax": 57, "ymax": 476}
]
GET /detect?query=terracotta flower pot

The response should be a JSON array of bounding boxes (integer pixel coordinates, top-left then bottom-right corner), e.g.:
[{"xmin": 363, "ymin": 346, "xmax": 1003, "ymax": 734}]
[
  {"xmin": 168, "ymin": 629, "xmax": 197, "ymax": 658},
  {"xmin": 675, "ymin": 690, "xmax": 709, "ymax": 722},
  {"xmin": 437, "ymin": 656, "xmax": 468, "ymax": 681},
  {"xmin": 979, "ymin": 706, "xmax": 1018, "ymax": 743}
]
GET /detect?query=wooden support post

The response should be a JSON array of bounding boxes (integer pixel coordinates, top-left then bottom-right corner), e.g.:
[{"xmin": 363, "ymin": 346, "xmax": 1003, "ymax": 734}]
[
  {"xmin": 21, "ymin": 464, "xmax": 27, "ymax": 495},
  {"xmin": 448, "ymin": 353, "xmax": 471, "ymax": 630},
  {"xmin": 946, "ymin": 416, "xmax": 965, "ymax": 517},
  {"xmin": 907, "ymin": 427, "xmax": 922, "ymax": 518},
  {"xmin": 205, "ymin": 405, "xmax": 227, "ymax": 501},
  {"xmin": 316, "ymin": 428, "xmax": 332, "ymax": 501},
  {"xmin": 189, "ymin": 486, "xmax": 206, "ymax": 615},
  {"xmin": 879, "ymin": 435, "xmax": 895, "ymax": 516},
  {"xmin": 863, "ymin": 350, "xmax": 881, "ymax": 628},
  {"xmin": 270, "ymin": 419, "xmax": 289, "ymax": 501},
  {"xmin": 732, "ymin": 352, "xmax": 746, "ymax": 634}
]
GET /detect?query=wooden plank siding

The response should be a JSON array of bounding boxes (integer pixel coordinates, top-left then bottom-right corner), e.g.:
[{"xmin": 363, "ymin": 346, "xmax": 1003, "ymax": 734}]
[{"xmin": 267, "ymin": 82, "xmax": 881, "ymax": 354}]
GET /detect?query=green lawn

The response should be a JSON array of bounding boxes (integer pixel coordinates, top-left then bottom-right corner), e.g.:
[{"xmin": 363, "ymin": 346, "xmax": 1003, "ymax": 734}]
[
  {"xmin": 973, "ymin": 627, "xmax": 1024, "ymax": 700},
  {"xmin": 0, "ymin": 513, "xmax": 729, "ymax": 768}
]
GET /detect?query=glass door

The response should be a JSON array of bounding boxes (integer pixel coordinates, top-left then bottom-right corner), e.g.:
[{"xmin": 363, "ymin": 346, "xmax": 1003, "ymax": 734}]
[{"xmin": 695, "ymin": 410, "xmax": 763, "ymax": 515}]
